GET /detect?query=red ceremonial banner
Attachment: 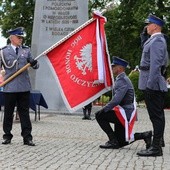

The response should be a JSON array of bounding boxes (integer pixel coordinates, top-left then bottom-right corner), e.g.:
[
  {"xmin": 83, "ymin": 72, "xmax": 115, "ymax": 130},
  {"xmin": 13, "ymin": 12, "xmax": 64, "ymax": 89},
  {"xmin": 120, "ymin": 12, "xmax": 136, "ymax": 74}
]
[{"xmin": 46, "ymin": 13, "xmax": 113, "ymax": 112}]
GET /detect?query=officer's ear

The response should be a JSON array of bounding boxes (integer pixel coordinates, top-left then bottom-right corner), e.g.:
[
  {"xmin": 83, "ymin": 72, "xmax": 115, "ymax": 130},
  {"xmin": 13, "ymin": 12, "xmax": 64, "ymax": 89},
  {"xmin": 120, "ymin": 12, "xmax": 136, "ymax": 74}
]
[{"xmin": 118, "ymin": 65, "xmax": 125, "ymax": 70}]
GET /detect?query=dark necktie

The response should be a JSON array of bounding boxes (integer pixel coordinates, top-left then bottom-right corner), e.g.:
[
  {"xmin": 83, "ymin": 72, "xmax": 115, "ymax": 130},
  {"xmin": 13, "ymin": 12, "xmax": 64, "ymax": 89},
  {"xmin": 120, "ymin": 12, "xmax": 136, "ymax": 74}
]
[{"xmin": 16, "ymin": 47, "xmax": 19, "ymax": 55}]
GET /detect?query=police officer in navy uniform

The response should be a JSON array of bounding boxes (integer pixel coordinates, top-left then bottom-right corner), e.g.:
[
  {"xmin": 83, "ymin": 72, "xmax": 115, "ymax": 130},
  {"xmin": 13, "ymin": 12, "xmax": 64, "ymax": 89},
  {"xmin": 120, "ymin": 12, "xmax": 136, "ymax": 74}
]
[
  {"xmin": 0, "ymin": 27, "xmax": 39, "ymax": 146},
  {"xmin": 95, "ymin": 57, "xmax": 152, "ymax": 149},
  {"xmin": 140, "ymin": 15, "xmax": 168, "ymax": 149},
  {"xmin": 137, "ymin": 15, "xmax": 169, "ymax": 156}
]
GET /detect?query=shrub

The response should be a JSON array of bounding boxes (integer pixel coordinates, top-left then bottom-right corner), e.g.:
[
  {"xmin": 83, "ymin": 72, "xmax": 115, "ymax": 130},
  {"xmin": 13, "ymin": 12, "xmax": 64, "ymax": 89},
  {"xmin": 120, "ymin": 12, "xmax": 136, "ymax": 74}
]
[
  {"xmin": 99, "ymin": 95, "xmax": 110, "ymax": 104},
  {"xmin": 128, "ymin": 71, "xmax": 144, "ymax": 103}
]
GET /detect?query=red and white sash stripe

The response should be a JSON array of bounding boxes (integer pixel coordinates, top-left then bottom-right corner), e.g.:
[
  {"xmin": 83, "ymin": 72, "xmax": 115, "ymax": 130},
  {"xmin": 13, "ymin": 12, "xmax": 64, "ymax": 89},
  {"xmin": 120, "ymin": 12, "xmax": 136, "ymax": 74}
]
[{"xmin": 113, "ymin": 98, "xmax": 137, "ymax": 142}]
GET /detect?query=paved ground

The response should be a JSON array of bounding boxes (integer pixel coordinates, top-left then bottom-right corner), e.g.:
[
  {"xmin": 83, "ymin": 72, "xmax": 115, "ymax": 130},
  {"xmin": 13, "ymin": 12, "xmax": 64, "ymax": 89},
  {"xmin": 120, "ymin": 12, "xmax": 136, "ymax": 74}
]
[{"xmin": 0, "ymin": 106, "xmax": 169, "ymax": 170}]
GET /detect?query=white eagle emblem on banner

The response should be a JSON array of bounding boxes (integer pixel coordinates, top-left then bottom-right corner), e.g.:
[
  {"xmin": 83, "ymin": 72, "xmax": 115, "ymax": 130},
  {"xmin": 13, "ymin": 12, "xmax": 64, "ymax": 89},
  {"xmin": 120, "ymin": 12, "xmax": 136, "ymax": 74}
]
[{"xmin": 74, "ymin": 43, "xmax": 92, "ymax": 75}]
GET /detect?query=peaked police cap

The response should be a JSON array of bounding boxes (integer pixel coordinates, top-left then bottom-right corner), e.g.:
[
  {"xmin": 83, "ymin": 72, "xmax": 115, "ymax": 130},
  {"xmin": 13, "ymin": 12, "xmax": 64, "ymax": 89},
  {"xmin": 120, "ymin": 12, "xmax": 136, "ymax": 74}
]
[
  {"xmin": 145, "ymin": 14, "xmax": 165, "ymax": 27},
  {"xmin": 111, "ymin": 56, "xmax": 129, "ymax": 68},
  {"xmin": 7, "ymin": 27, "xmax": 26, "ymax": 37}
]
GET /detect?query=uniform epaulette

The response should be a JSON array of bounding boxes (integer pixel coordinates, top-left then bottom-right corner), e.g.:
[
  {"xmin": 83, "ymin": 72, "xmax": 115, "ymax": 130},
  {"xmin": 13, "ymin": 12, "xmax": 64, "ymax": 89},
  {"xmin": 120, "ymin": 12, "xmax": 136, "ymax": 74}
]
[
  {"xmin": 22, "ymin": 45, "xmax": 29, "ymax": 48},
  {"xmin": 0, "ymin": 46, "xmax": 7, "ymax": 50}
]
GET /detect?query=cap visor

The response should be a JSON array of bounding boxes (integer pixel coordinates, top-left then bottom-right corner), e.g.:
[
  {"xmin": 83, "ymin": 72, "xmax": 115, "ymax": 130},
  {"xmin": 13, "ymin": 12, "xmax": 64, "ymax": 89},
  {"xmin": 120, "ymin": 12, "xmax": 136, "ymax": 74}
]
[
  {"xmin": 144, "ymin": 19, "xmax": 150, "ymax": 24},
  {"xmin": 16, "ymin": 34, "xmax": 26, "ymax": 38}
]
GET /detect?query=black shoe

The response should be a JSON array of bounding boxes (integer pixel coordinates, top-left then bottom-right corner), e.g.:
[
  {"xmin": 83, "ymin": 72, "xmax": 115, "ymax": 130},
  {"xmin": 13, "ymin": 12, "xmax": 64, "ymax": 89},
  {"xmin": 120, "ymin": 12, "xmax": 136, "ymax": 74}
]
[
  {"xmin": 143, "ymin": 131, "xmax": 152, "ymax": 149},
  {"xmin": 86, "ymin": 116, "xmax": 91, "ymax": 120},
  {"xmin": 82, "ymin": 117, "xmax": 87, "ymax": 120},
  {"xmin": 137, "ymin": 146, "xmax": 163, "ymax": 157},
  {"xmin": 2, "ymin": 139, "xmax": 11, "ymax": 145},
  {"xmin": 24, "ymin": 140, "xmax": 35, "ymax": 146},
  {"xmin": 100, "ymin": 140, "xmax": 119, "ymax": 149}
]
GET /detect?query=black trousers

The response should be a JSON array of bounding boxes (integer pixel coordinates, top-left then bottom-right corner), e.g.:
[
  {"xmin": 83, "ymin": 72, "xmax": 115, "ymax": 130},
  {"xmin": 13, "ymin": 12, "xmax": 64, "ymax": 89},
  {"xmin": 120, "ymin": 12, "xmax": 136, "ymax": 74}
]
[
  {"xmin": 83, "ymin": 107, "xmax": 92, "ymax": 116},
  {"xmin": 3, "ymin": 92, "xmax": 33, "ymax": 141},
  {"xmin": 144, "ymin": 90, "xmax": 166, "ymax": 140},
  {"xmin": 95, "ymin": 110, "xmax": 129, "ymax": 147}
]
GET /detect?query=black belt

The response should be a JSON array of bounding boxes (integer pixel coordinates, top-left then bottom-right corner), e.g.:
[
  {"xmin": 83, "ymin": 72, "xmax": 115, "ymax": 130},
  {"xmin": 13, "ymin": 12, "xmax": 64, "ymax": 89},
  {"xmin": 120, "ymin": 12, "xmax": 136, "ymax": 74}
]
[
  {"xmin": 120, "ymin": 101, "xmax": 133, "ymax": 106},
  {"xmin": 139, "ymin": 66, "xmax": 166, "ymax": 75},
  {"xmin": 139, "ymin": 66, "xmax": 150, "ymax": 70}
]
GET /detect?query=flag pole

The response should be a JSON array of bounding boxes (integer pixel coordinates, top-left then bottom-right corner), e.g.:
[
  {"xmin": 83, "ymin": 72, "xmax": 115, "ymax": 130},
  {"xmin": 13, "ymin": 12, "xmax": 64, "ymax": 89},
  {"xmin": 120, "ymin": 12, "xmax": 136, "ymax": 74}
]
[
  {"xmin": 0, "ymin": 2, "xmax": 115, "ymax": 87},
  {"xmin": 0, "ymin": 19, "xmax": 96, "ymax": 87},
  {"xmin": 0, "ymin": 18, "xmax": 95, "ymax": 87},
  {"xmin": 0, "ymin": 18, "xmax": 96, "ymax": 88},
  {"xmin": 0, "ymin": 63, "xmax": 31, "ymax": 87}
]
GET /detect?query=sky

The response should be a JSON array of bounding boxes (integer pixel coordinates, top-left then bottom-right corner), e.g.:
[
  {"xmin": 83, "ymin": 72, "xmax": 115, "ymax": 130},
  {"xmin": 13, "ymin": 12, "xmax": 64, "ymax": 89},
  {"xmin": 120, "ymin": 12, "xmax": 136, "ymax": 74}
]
[{"xmin": 0, "ymin": 32, "xmax": 7, "ymax": 48}]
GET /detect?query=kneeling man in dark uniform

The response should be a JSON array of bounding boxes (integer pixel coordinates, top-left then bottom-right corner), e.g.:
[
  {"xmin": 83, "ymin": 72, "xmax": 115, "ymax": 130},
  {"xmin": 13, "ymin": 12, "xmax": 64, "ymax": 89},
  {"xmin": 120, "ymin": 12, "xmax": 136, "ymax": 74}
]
[{"xmin": 95, "ymin": 57, "xmax": 152, "ymax": 150}]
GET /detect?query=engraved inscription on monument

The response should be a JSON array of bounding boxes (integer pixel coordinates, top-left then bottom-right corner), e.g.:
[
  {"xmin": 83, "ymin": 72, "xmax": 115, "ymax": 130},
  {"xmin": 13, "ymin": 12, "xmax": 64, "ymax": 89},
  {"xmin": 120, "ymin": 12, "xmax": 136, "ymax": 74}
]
[{"xmin": 41, "ymin": 0, "xmax": 81, "ymax": 40}]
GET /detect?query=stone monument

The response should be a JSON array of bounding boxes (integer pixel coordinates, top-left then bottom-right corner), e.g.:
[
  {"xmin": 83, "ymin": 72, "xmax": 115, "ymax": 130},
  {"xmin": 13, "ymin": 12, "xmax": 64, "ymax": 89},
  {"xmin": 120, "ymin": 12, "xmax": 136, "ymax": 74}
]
[{"xmin": 31, "ymin": 0, "xmax": 88, "ymax": 112}]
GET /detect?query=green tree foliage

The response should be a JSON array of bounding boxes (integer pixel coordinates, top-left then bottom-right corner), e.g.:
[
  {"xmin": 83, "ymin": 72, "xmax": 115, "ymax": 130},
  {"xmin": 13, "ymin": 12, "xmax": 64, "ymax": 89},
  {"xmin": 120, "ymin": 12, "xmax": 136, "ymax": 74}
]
[
  {"xmin": 128, "ymin": 71, "xmax": 144, "ymax": 103},
  {"xmin": 104, "ymin": 0, "xmax": 170, "ymax": 70},
  {"xmin": 88, "ymin": 0, "xmax": 114, "ymax": 16},
  {"xmin": 0, "ymin": 0, "xmax": 35, "ymax": 46}
]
